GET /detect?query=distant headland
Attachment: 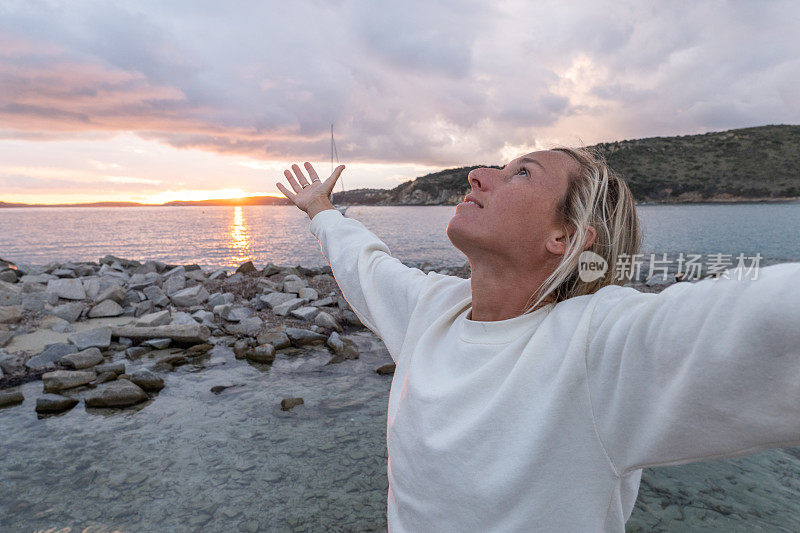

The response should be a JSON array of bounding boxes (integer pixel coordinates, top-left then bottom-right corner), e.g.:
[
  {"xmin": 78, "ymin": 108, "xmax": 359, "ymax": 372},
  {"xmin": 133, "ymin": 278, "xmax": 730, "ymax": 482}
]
[{"xmin": 3, "ymin": 124, "xmax": 799, "ymax": 208}]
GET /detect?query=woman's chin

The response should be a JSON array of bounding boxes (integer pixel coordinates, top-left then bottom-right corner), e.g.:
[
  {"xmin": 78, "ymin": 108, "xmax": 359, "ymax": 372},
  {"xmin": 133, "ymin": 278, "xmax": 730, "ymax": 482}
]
[{"xmin": 445, "ymin": 221, "xmax": 474, "ymax": 254}]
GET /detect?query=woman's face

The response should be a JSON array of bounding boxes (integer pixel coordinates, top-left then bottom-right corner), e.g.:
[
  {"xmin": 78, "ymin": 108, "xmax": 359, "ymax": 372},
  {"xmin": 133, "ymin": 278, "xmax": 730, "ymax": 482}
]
[{"xmin": 446, "ymin": 150, "xmax": 577, "ymax": 267}]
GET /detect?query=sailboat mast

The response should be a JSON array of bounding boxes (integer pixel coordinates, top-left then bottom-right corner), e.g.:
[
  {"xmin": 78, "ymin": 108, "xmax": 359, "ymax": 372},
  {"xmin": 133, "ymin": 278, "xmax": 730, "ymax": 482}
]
[{"xmin": 330, "ymin": 123, "xmax": 344, "ymax": 204}]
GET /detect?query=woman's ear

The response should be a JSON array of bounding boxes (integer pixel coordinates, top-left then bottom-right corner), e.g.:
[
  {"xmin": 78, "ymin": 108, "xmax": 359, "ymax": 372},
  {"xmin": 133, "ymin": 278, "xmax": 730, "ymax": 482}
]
[
  {"xmin": 584, "ymin": 225, "xmax": 597, "ymax": 250},
  {"xmin": 546, "ymin": 225, "xmax": 597, "ymax": 256},
  {"xmin": 546, "ymin": 226, "xmax": 572, "ymax": 256}
]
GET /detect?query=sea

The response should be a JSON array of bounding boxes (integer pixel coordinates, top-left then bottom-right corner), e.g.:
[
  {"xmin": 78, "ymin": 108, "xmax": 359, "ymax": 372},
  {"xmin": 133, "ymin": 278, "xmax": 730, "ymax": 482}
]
[
  {"xmin": 1, "ymin": 202, "xmax": 800, "ymax": 531},
  {"xmin": 1, "ymin": 202, "xmax": 800, "ymax": 270}
]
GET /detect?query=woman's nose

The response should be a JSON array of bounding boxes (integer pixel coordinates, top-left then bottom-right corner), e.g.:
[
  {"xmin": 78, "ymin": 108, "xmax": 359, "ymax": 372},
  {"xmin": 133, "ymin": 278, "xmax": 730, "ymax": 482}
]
[{"xmin": 468, "ymin": 167, "xmax": 495, "ymax": 191}]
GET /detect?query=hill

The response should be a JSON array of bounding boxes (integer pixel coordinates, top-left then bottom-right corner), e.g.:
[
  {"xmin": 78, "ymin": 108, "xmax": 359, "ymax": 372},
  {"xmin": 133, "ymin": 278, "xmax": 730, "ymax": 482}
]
[{"xmin": 332, "ymin": 125, "xmax": 800, "ymax": 205}]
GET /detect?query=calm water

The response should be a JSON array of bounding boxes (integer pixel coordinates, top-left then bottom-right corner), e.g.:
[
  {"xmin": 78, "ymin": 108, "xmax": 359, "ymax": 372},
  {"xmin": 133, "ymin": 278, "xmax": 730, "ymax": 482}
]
[
  {"xmin": 1, "ymin": 203, "xmax": 799, "ymax": 269},
  {"xmin": 3, "ymin": 202, "xmax": 800, "ymax": 532}
]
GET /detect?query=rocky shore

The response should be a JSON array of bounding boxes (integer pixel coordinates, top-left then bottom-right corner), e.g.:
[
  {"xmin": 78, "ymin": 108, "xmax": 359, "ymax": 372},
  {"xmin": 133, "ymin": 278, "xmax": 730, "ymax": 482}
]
[{"xmin": 0, "ymin": 255, "xmax": 481, "ymax": 415}]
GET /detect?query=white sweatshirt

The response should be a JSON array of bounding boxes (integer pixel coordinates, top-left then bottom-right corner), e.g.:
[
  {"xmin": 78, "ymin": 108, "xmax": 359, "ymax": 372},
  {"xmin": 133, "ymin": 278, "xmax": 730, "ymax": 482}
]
[{"xmin": 309, "ymin": 208, "xmax": 800, "ymax": 532}]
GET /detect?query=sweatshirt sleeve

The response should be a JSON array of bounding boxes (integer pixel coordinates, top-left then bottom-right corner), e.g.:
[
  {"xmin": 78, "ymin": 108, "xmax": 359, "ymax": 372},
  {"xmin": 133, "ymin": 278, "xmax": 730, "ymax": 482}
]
[
  {"xmin": 309, "ymin": 208, "xmax": 430, "ymax": 360},
  {"xmin": 586, "ymin": 262, "xmax": 800, "ymax": 475}
]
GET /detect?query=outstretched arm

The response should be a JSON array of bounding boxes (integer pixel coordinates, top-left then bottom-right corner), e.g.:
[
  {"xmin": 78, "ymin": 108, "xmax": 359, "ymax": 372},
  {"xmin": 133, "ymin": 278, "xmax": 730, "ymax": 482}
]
[
  {"xmin": 277, "ymin": 162, "xmax": 430, "ymax": 360},
  {"xmin": 586, "ymin": 263, "xmax": 800, "ymax": 475}
]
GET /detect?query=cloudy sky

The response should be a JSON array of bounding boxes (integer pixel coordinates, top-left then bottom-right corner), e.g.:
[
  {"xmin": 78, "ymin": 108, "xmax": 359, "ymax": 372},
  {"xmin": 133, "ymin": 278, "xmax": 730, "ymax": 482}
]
[{"xmin": 1, "ymin": 0, "xmax": 798, "ymax": 204}]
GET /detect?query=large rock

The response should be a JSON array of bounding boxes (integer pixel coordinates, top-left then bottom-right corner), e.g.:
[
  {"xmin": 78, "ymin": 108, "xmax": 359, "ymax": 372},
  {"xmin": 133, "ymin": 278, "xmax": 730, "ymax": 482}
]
[
  {"xmin": 60, "ymin": 347, "xmax": 104, "ymax": 369},
  {"xmin": 36, "ymin": 394, "xmax": 79, "ymax": 413},
  {"xmin": 42, "ymin": 369, "xmax": 96, "ymax": 392},
  {"xmin": 285, "ymin": 327, "xmax": 327, "ymax": 346},
  {"xmin": 46, "ymin": 278, "xmax": 87, "ymax": 300},
  {"xmin": 143, "ymin": 285, "xmax": 170, "ymax": 307},
  {"xmin": 26, "ymin": 343, "xmax": 78, "ymax": 370},
  {"xmin": 129, "ymin": 368, "xmax": 165, "ymax": 391},
  {"xmin": 134, "ymin": 310, "xmax": 171, "ymax": 327},
  {"xmin": 68, "ymin": 327, "xmax": 112, "ymax": 350},
  {"xmin": 88, "ymin": 299, "xmax": 124, "ymax": 318},
  {"xmin": 85, "ymin": 380, "xmax": 148, "ymax": 407},
  {"xmin": 170, "ymin": 285, "xmax": 209, "ymax": 307},
  {"xmin": 22, "ymin": 292, "xmax": 55, "ymax": 312},
  {"xmin": 260, "ymin": 292, "xmax": 296, "ymax": 309},
  {"xmin": 48, "ymin": 302, "xmax": 84, "ymax": 323},
  {"xmin": 112, "ymin": 324, "xmax": 210, "ymax": 344},
  {"xmin": 0, "ymin": 305, "xmax": 22, "ymax": 324}
]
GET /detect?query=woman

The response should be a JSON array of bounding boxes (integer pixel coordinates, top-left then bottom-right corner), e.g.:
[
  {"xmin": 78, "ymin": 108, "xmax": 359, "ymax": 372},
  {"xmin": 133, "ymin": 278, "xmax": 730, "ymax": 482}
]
[{"xmin": 276, "ymin": 149, "xmax": 800, "ymax": 532}]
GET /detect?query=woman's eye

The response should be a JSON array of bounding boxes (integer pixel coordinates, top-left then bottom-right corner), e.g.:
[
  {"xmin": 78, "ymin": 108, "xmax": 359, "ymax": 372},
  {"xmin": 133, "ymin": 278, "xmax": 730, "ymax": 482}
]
[{"xmin": 516, "ymin": 168, "xmax": 528, "ymax": 177}]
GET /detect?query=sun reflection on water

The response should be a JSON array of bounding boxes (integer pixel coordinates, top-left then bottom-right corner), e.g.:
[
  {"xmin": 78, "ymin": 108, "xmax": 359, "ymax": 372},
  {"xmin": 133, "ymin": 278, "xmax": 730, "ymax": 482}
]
[{"xmin": 227, "ymin": 206, "xmax": 253, "ymax": 267}]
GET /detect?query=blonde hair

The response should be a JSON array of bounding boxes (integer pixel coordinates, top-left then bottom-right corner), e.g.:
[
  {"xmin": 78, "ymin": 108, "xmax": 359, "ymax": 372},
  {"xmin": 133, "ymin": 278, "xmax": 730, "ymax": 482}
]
[{"xmin": 521, "ymin": 146, "xmax": 641, "ymax": 314}]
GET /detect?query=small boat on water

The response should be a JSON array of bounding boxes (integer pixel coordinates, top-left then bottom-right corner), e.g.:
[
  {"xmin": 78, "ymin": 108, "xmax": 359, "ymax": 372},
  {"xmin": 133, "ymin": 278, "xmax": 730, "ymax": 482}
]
[{"xmin": 330, "ymin": 123, "xmax": 348, "ymax": 216}]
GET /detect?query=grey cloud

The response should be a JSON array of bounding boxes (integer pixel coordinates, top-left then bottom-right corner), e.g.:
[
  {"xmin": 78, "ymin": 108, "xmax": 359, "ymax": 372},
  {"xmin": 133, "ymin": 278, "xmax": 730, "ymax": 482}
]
[{"xmin": 1, "ymin": 0, "xmax": 799, "ymax": 167}]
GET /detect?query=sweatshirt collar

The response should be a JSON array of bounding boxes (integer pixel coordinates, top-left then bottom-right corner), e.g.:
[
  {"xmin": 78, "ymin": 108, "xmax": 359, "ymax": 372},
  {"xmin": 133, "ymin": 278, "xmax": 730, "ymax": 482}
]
[{"xmin": 458, "ymin": 301, "xmax": 553, "ymax": 344}]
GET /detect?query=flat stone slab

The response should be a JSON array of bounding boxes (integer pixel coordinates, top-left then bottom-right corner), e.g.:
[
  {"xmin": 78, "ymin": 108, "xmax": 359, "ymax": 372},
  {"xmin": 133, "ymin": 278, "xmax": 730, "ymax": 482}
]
[
  {"xmin": 36, "ymin": 393, "xmax": 79, "ymax": 413},
  {"xmin": 112, "ymin": 324, "xmax": 210, "ymax": 344},
  {"xmin": 26, "ymin": 343, "xmax": 78, "ymax": 370},
  {"xmin": 94, "ymin": 361, "xmax": 125, "ymax": 375},
  {"xmin": 129, "ymin": 368, "xmax": 165, "ymax": 391},
  {"xmin": 42, "ymin": 369, "xmax": 97, "ymax": 392},
  {"xmin": 85, "ymin": 380, "xmax": 148, "ymax": 407},
  {"xmin": 60, "ymin": 347, "xmax": 104, "ymax": 369},
  {"xmin": 0, "ymin": 390, "xmax": 24, "ymax": 407},
  {"xmin": 285, "ymin": 327, "xmax": 327, "ymax": 346},
  {"xmin": 68, "ymin": 327, "xmax": 112, "ymax": 350},
  {"xmin": 260, "ymin": 292, "xmax": 296, "ymax": 309}
]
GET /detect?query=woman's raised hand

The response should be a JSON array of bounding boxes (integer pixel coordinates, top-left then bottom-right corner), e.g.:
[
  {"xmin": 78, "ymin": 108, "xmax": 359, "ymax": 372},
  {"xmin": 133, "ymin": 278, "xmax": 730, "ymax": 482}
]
[{"xmin": 276, "ymin": 162, "xmax": 345, "ymax": 219}]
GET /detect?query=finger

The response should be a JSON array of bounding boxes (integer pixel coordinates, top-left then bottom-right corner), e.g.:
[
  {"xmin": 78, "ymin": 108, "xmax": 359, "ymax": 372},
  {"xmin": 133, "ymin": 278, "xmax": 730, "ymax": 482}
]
[
  {"xmin": 292, "ymin": 164, "xmax": 310, "ymax": 188},
  {"xmin": 284, "ymin": 170, "xmax": 303, "ymax": 193},
  {"xmin": 276, "ymin": 182, "xmax": 295, "ymax": 202},
  {"xmin": 304, "ymin": 162, "xmax": 321, "ymax": 182},
  {"xmin": 323, "ymin": 164, "xmax": 346, "ymax": 194},
  {"xmin": 324, "ymin": 164, "xmax": 346, "ymax": 184}
]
